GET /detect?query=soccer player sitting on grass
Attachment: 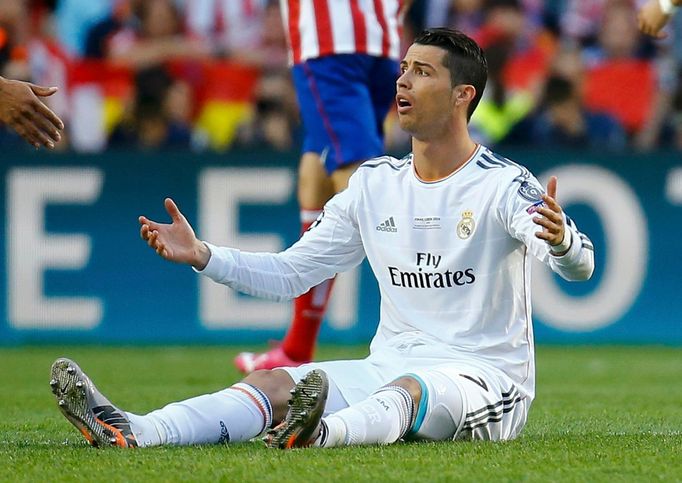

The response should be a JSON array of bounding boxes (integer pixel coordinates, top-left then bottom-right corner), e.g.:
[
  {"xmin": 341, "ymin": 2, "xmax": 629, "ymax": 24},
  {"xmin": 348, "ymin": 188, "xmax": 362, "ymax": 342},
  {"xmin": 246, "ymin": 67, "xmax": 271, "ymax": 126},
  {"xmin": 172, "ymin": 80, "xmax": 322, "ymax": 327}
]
[{"xmin": 50, "ymin": 28, "xmax": 594, "ymax": 449}]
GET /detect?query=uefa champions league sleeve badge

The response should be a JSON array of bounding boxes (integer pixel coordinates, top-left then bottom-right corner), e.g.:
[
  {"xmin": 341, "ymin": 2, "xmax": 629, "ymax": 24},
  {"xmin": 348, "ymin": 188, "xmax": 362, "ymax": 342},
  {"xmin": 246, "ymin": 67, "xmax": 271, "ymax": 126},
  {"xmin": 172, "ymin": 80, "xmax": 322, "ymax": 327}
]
[{"xmin": 457, "ymin": 211, "xmax": 475, "ymax": 239}]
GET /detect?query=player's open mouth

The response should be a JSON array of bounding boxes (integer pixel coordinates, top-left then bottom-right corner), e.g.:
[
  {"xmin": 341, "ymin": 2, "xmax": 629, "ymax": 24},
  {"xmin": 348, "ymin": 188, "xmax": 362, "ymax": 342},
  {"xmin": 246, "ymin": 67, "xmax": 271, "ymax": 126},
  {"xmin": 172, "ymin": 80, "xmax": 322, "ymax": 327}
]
[{"xmin": 396, "ymin": 94, "xmax": 413, "ymax": 114}]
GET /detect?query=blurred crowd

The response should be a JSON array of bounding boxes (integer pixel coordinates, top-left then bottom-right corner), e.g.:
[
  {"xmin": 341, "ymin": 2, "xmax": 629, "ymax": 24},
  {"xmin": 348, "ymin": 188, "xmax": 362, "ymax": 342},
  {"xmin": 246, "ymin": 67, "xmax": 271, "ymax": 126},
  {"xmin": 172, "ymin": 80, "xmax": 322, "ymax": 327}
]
[{"xmin": 1, "ymin": 0, "xmax": 681, "ymax": 153}]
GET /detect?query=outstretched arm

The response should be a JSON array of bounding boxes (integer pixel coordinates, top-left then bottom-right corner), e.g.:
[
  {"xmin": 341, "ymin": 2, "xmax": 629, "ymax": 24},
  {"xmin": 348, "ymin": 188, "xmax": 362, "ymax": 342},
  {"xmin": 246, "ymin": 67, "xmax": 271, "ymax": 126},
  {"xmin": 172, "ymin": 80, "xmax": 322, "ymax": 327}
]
[
  {"xmin": 148, "ymin": 181, "xmax": 365, "ymax": 302},
  {"xmin": 139, "ymin": 198, "xmax": 211, "ymax": 270},
  {"xmin": 0, "ymin": 76, "xmax": 64, "ymax": 149},
  {"xmin": 637, "ymin": 0, "xmax": 680, "ymax": 38}
]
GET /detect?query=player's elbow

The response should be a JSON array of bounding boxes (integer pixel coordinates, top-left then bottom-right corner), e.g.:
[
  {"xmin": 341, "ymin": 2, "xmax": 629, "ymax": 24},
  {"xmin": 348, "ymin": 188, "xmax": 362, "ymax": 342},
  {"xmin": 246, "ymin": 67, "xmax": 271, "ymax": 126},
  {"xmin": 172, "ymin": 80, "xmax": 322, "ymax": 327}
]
[
  {"xmin": 574, "ymin": 264, "xmax": 594, "ymax": 281},
  {"xmin": 580, "ymin": 251, "xmax": 596, "ymax": 280},
  {"xmin": 281, "ymin": 273, "xmax": 322, "ymax": 300},
  {"xmin": 560, "ymin": 262, "xmax": 594, "ymax": 282},
  {"xmin": 569, "ymin": 249, "xmax": 595, "ymax": 281}
]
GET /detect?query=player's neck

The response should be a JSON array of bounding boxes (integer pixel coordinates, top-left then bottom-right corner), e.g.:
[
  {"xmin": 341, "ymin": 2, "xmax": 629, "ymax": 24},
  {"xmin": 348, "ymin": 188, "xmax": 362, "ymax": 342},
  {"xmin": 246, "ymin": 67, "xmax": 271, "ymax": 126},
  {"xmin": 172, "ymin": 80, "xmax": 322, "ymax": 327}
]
[{"xmin": 411, "ymin": 135, "xmax": 478, "ymax": 182}]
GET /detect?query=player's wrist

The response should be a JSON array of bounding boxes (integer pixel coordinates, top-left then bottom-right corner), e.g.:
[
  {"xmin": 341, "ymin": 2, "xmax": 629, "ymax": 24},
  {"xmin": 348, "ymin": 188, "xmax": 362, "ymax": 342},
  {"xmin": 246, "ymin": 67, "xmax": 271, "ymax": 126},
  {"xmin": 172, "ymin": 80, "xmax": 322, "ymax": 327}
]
[
  {"xmin": 549, "ymin": 227, "xmax": 572, "ymax": 255},
  {"xmin": 191, "ymin": 241, "xmax": 211, "ymax": 271},
  {"xmin": 659, "ymin": 0, "xmax": 679, "ymax": 15}
]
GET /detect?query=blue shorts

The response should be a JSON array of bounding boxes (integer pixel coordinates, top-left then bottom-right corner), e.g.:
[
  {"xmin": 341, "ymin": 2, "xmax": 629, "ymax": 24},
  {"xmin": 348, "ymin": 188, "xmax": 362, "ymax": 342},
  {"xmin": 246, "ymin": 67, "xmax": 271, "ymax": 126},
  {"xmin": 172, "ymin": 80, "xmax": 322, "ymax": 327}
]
[{"xmin": 292, "ymin": 54, "xmax": 399, "ymax": 174}]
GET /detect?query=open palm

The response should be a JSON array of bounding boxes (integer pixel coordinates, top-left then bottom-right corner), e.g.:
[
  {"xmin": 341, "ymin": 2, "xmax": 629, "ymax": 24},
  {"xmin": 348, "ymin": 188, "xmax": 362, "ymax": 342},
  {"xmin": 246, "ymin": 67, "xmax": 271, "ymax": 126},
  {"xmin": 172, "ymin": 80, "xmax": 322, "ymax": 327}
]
[{"xmin": 139, "ymin": 198, "xmax": 208, "ymax": 268}]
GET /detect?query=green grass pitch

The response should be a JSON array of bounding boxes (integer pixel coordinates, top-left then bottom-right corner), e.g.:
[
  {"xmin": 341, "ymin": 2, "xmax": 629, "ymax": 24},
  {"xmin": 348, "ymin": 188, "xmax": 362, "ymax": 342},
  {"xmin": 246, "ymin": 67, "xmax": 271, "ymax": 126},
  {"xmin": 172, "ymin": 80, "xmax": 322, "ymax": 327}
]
[{"xmin": 1, "ymin": 345, "xmax": 681, "ymax": 482}]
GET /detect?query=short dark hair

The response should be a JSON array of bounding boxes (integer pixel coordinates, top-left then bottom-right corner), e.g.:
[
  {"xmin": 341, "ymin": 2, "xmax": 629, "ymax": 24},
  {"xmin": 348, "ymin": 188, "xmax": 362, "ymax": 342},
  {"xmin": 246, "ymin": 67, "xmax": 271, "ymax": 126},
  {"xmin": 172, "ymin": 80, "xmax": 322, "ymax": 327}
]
[{"xmin": 413, "ymin": 28, "xmax": 488, "ymax": 120}]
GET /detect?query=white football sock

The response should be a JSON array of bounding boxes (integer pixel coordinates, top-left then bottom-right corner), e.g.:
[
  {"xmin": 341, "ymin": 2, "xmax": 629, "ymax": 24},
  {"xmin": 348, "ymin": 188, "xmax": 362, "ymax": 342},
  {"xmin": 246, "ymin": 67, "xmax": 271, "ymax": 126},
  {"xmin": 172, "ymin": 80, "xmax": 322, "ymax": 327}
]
[
  {"xmin": 125, "ymin": 383, "xmax": 272, "ymax": 447},
  {"xmin": 317, "ymin": 386, "xmax": 414, "ymax": 447}
]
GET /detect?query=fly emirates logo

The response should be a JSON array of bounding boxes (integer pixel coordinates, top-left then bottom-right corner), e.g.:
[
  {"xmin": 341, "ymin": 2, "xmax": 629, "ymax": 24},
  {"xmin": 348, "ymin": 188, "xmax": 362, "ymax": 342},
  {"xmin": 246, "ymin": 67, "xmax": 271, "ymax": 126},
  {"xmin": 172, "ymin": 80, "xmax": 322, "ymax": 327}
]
[{"xmin": 388, "ymin": 252, "xmax": 475, "ymax": 289}]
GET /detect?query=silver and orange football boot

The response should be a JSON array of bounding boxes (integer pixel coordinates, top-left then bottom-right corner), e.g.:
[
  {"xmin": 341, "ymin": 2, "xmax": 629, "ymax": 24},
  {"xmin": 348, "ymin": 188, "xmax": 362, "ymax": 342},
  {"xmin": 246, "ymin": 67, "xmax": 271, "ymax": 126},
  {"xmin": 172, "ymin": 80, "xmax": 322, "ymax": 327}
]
[
  {"xmin": 265, "ymin": 369, "xmax": 328, "ymax": 449},
  {"xmin": 50, "ymin": 358, "xmax": 137, "ymax": 448}
]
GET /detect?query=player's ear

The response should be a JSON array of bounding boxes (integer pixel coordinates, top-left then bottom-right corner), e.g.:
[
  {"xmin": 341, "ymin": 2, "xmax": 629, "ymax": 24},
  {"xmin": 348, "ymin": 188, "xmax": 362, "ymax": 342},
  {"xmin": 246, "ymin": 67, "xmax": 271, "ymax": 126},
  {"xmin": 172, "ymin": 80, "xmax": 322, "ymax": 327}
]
[{"xmin": 453, "ymin": 84, "xmax": 476, "ymax": 107}]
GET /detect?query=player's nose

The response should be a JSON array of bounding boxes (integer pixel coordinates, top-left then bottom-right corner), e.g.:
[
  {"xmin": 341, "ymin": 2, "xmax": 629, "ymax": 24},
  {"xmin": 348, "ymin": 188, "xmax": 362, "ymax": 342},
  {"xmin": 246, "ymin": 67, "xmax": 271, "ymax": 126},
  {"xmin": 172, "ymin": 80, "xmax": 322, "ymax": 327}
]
[{"xmin": 397, "ymin": 71, "xmax": 411, "ymax": 90}]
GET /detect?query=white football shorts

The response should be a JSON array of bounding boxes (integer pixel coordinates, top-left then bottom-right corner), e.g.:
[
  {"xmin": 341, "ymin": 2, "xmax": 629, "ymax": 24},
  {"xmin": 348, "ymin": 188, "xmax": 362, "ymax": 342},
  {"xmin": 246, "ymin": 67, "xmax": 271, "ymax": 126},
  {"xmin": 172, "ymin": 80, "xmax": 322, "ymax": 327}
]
[{"xmin": 282, "ymin": 335, "xmax": 530, "ymax": 442}]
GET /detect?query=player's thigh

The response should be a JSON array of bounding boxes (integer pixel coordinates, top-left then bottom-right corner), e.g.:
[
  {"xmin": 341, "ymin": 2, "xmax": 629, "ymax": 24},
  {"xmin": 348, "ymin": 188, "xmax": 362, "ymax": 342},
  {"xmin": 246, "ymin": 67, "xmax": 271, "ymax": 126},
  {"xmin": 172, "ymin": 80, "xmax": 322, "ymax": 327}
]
[
  {"xmin": 407, "ymin": 365, "xmax": 529, "ymax": 442},
  {"xmin": 291, "ymin": 55, "xmax": 385, "ymax": 173},
  {"xmin": 297, "ymin": 152, "xmax": 335, "ymax": 208},
  {"xmin": 281, "ymin": 358, "xmax": 388, "ymax": 416}
]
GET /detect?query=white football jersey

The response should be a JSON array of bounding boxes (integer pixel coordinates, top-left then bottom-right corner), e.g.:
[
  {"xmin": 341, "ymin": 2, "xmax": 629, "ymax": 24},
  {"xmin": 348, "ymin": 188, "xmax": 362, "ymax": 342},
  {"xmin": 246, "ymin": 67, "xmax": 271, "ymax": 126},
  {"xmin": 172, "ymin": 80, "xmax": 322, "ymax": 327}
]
[{"xmin": 200, "ymin": 145, "xmax": 594, "ymax": 400}]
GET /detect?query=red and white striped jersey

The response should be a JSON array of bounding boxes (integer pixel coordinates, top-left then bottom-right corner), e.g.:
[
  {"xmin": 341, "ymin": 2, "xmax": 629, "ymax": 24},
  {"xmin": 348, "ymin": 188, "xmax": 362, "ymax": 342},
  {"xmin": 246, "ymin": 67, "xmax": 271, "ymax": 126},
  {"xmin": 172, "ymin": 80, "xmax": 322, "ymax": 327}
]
[
  {"xmin": 280, "ymin": 0, "xmax": 406, "ymax": 64},
  {"xmin": 185, "ymin": 0, "xmax": 269, "ymax": 52}
]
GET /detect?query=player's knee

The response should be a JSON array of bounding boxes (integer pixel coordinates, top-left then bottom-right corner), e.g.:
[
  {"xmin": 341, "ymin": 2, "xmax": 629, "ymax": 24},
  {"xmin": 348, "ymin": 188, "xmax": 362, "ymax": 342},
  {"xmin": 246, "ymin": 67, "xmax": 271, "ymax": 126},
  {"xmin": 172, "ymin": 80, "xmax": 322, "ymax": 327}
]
[
  {"xmin": 388, "ymin": 376, "xmax": 422, "ymax": 408},
  {"xmin": 298, "ymin": 152, "xmax": 334, "ymax": 207},
  {"xmin": 242, "ymin": 368, "xmax": 295, "ymax": 424},
  {"xmin": 392, "ymin": 372, "xmax": 465, "ymax": 441}
]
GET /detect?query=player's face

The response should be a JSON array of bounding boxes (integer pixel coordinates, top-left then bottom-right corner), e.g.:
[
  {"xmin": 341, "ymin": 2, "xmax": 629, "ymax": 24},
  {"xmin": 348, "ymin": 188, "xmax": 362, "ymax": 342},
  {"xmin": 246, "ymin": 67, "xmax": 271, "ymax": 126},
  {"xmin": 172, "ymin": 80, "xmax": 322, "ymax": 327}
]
[{"xmin": 396, "ymin": 44, "xmax": 456, "ymax": 139}]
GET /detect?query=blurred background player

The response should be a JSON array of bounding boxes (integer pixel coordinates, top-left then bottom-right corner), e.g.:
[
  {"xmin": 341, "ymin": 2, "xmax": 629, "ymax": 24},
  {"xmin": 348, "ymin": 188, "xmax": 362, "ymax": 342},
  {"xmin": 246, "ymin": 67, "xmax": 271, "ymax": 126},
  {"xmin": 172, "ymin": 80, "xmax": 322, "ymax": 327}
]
[
  {"xmin": 0, "ymin": 75, "xmax": 63, "ymax": 148},
  {"xmin": 233, "ymin": 0, "xmax": 413, "ymax": 373},
  {"xmin": 638, "ymin": 0, "xmax": 680, "ymax": 38}
]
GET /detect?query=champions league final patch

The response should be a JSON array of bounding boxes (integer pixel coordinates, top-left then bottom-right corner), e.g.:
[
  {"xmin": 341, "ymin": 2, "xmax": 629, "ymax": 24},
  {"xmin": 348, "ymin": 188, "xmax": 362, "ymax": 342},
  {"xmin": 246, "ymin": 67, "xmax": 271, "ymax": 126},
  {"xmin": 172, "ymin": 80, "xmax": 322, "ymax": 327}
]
[{"xmin": 413, "ymin": 216, "xmax": 441, "ymax": 230}]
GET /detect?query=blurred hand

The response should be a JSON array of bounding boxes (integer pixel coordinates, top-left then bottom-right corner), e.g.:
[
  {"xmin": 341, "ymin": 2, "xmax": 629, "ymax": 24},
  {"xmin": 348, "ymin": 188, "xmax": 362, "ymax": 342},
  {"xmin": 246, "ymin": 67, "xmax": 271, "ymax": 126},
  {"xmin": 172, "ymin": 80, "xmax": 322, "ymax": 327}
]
[
  {"xmin": 0, "ymin": 77, "xmax": 64, "ymax": 148},
  {"xmin": 637, "ymin": 0, "xmax": 673, "ymax": 39},
  {"xmin": 139, "ymin": 198, "xmax": 211, "ymax": 270},
  {"xmin": 533, "ymin": 176, "xmax": 567, "ymax": 252}
]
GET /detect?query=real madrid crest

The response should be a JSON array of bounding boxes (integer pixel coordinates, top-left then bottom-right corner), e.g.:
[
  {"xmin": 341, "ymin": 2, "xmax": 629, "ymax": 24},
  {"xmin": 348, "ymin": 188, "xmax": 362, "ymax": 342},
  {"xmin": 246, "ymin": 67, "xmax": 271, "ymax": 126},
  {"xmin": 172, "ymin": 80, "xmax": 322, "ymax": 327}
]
[{"xmin": 457, "ymin": 210, "xmax": 475, "ymax": 239}]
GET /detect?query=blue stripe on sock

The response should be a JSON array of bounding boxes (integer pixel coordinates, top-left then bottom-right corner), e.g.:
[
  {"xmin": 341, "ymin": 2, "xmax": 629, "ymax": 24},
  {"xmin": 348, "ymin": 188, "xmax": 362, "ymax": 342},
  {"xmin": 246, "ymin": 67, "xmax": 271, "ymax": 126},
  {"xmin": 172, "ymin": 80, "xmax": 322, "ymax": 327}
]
[
  {"xmin": 232, "ymin": 383, "xmax": 273, "ymax": 431},
  {"xmin": 404, "ymin": 373, "xmax": 428, "ymax": 435},
  {"xmin": 247, "ymin": 384, "xmax": 273, "ymax": 425}
]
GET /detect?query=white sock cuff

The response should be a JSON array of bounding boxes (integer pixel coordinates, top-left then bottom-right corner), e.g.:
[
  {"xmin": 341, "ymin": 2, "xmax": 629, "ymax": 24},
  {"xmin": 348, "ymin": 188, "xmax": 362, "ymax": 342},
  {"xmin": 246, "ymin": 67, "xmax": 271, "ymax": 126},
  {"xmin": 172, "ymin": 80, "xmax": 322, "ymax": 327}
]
[
  {"xmin": 229, "ymin": 383, "xmax": 273, "ymax": 432},
  {"xmin": 374, "ymin": 386, "xmax": 414, "ymax": 439},
  {"xmin": 300, "ymin": 209, "xmax": 323, "ymax": 224}
]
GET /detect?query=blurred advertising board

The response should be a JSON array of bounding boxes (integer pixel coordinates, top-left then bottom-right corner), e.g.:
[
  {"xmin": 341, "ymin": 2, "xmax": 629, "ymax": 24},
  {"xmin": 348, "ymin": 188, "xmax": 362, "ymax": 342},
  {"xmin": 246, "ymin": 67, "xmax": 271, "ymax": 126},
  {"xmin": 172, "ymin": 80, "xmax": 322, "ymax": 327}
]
[{"xmin": 1, "ymin": 148, "xmax": 680, "ymax": 345}]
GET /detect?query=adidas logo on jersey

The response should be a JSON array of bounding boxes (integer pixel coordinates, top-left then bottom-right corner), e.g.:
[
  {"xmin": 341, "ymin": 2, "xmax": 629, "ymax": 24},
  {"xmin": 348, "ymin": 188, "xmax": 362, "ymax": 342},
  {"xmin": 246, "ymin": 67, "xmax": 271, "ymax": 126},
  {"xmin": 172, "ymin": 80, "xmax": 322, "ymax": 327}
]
[{"xmin": 376, "ymin": 217, "xmax": 397, "ymax": 232}]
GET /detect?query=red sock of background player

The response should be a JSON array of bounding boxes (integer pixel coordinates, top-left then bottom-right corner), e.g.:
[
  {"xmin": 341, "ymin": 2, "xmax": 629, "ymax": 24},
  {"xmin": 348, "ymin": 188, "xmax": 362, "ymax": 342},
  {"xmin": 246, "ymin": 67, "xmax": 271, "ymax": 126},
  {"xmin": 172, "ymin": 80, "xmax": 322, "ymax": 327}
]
[{"xmin": 280, "ymin": 209, "xmax": 336, "ymax": 362}]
